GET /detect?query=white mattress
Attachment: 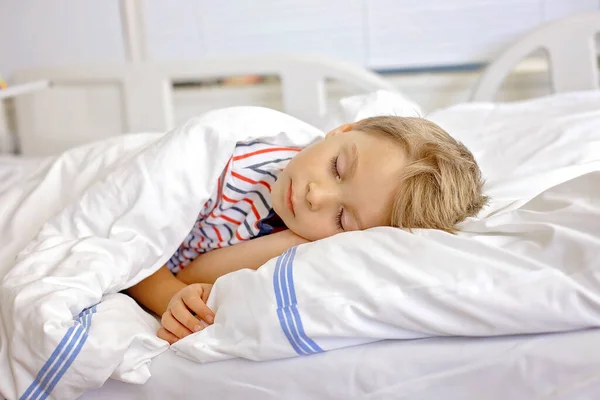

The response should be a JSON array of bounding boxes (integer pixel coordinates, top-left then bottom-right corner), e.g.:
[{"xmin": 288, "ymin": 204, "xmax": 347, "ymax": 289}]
[{"xmin": 81, "ymin": 329, "xmax": 600, "ymax": 400}]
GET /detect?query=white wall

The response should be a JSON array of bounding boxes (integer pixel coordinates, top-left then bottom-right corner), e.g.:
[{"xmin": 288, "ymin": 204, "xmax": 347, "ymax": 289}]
[
  {"xmin": 2, "ymin": 0, "xmax": 598, "ymax": 79},
  {"xmin": 0, "ymin": 0, "xmax": 126, "ymax": 79},
  {"xmin": 142, "ymin": 0, "xmax": 599, "ymax": 69},
  {"xmin": 365, "ymin": 0, "xmax": 597, "ymax": 69}
]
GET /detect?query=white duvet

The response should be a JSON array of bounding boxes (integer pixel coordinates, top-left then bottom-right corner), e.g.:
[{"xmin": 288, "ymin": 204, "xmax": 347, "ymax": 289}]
[
  {"xmin": 1, "ymin": 93, "xmax": 600, "ymax": 400},
  {"xmin": 0, "ymin": 108, "xmax": 321, "ymax": 400}
]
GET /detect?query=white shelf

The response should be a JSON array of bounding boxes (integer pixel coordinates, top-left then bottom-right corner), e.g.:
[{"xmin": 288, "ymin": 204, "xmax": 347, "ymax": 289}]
[{"xmin": 0, "ymin": 80, "xmax": 51, "ymax": 100}]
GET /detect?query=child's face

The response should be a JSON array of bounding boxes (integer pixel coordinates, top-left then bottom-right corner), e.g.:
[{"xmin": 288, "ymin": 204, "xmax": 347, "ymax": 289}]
[{"xmin": 272, "ymin": 123, "xmax": 406, "ymax": 241}]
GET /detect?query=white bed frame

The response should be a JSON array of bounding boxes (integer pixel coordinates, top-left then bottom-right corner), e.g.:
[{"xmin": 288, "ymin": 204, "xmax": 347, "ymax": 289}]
[
  {"xmin": 10, "ymin": 12, "xmax": 600, "ymax": 156},
  {"xmin": 472, "ymin": 12, "xmax": 600, "ymax": 101},
  {"xmin": 11, "ymin": 56, "xmax": 394, "ymax": 156}
]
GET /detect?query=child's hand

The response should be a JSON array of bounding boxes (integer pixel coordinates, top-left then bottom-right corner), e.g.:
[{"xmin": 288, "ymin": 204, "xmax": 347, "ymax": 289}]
[{"xmin": 157, "ymin": 283, "xmax": 214, "ymax": 344}]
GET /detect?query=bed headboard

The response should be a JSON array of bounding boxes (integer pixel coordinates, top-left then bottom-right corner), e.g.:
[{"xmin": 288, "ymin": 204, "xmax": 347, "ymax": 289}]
[
  {"xmin": 471, "ymin": 12, "xmax": 600, "ymax": 102},
  {"xmin": 12, "ymin": 55, "xmax": 394, "ymax": 156}
]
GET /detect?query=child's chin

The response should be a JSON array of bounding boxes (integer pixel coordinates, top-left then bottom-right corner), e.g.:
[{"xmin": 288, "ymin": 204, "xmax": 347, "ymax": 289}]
[
  {"xmin": 271, "ymin": 200, "xmax": 285, "ymax": 220},
  {"xmin": 277, "ymin": 211, "xmax": 290, "ymax": 226}
]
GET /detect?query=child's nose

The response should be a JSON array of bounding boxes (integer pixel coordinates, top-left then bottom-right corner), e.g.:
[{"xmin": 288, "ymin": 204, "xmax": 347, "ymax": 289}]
[{"xmin": 306, "ymin": 182, "xmax": 336, "ymax": 211}]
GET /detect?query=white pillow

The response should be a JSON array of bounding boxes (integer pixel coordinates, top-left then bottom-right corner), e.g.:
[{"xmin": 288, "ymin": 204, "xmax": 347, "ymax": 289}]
[
  {"xmin": 172, "ymin": 92, "xmax": 600, "ymax": 364},
  {"xmin": 427, "ymin": 92, "xmax": 600, "ymax": 218},
  {"xmin": 322, "ymin": 89, "xmax": 422, "ymax": 131},
  {"xmin": 339, "ymin": 89, "xmax": 423, "ymax": 121}
]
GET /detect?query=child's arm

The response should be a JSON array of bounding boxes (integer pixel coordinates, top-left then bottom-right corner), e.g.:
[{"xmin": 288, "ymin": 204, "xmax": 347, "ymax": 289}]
[
  {"xmin": 176, "ymin": 229, "xmax": 309, "ymax": 285},
  {"xmin": 125, "ymin": 266, "xmax": 187, "ymax": 316}
]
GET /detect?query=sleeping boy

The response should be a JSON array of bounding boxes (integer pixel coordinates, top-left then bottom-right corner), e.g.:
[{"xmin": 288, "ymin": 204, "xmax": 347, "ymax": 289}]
[{"xmin": 126, "ymin": 116, "xmax": 488, "ymax": 344}]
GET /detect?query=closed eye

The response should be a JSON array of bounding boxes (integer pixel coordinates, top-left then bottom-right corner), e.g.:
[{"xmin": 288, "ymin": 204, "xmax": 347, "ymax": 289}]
[
  {"xmin": 330, "ymin": 155, "xmax": 340, "ymax": 179},
  {"xmin": 335, "ymin": 208, "xmax": 344, "ymax": 231}
]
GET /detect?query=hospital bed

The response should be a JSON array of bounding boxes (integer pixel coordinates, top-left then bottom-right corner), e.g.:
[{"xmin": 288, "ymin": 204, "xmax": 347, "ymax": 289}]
[{"xmin": 1, "ymin": 12, "xmax": 600, "ymax": 400}]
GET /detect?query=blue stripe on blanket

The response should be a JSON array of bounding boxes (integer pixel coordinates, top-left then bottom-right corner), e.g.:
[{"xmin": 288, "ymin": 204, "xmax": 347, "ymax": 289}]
[
  {"xmin": 20, "ymin": 305, "xmax": 98, "ymax": 400},
  {"xmin": 273, "ymin": 246, "xmax": 323, "ymax": 355}
]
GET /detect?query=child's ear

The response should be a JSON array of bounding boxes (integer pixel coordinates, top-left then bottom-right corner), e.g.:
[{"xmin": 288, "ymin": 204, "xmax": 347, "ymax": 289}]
[{"xmin": 326, "ymin": 123, "xmax": 355, "ymax": 138}]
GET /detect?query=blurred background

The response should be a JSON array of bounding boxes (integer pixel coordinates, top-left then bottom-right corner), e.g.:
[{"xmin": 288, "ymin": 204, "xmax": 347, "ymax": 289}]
[{"xmin": 1, "ymin": 0, "xmax": 599, "ymax": 155}]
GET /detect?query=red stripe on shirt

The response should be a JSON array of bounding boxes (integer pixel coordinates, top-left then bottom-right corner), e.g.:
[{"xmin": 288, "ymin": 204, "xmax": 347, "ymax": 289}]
[
  {"xmin": 233, "ymin": 147, "xmax": 300, "ymax": 161},
  {"xmin": 221, "ymin": 214, "xmax": 241, "ymax": 225},
  {"xmin": 232, "ymin": 171, "xmax": 271, "ymax": 191},
  {"xmin": 212, "ymin": 226, "xmax": 223, "ymax": 248},
  {"xmin": 207, "ymin": 177, "xmax": 221, "ymax": 217},
  {"xmin": 207, "ymin": 157, "xmax": 232, "ymax": 217},
  {"xmin": 242, "ymin": 198, "xmax": 261, "ymax": 220},
  {"xmin": 193, "ymin": 235, "xmax": 205, "ymax": 250},
  {"xmin": 200, "ymin": 199, "xmax": 211, "ymax": 218}
]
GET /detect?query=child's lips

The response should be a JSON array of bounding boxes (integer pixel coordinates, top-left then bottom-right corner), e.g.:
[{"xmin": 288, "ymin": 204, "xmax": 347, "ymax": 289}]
[{"xmin": 286, "ymin": 180, "xmax": 295, "ymax": 216}]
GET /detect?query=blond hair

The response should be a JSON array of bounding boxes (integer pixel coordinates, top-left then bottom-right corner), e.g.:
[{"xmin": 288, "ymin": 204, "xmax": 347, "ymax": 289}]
[{"xmin": 354, "ymin": 116, "xmax": 488, "ymax": 233}]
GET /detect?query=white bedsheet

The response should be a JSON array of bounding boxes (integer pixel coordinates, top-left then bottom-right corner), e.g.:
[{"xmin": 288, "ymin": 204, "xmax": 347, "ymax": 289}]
[{"xmin": 83, "ymin": 329, "xmax": 600, "ymax": 400}]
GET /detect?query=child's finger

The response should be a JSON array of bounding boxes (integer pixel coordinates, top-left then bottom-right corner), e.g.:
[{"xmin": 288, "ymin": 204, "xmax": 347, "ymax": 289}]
[
  {"xmin": 183, "ymin": 290, "xmax": 215, "ymax": 326},
  {"xmin": 171, "ymin": 300, "xmax": 203, "ymax": 333},
  {"xmin": 201, "ymin": 284, "xmax": 213, "ymax": 303},
  {"xmin": 161, "ymin": 310, "xmax": 193, "ymax": 339},
  {"xmin": 157, "ymin": 327, "xmax": 179, "ymax": 345}
]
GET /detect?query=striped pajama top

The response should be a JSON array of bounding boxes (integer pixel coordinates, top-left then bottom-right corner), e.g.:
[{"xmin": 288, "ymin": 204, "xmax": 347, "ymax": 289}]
[{"xmin": 166, "ymin": 139, "xmax": 302, "ymax": 274}]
